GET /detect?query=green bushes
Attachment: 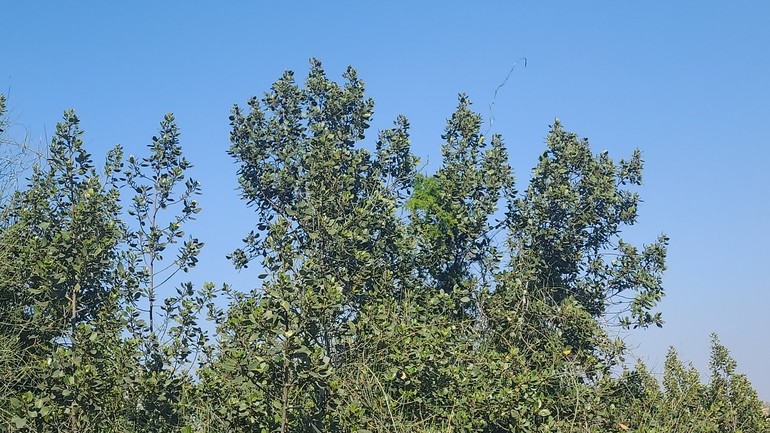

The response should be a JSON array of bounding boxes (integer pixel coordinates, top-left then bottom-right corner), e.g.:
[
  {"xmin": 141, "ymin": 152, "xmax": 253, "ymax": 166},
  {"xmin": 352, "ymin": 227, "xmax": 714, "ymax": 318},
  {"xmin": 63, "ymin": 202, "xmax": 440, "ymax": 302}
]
[{"xmin": 1, "ymin": 61, "xmax": 767, "ymax": 432}]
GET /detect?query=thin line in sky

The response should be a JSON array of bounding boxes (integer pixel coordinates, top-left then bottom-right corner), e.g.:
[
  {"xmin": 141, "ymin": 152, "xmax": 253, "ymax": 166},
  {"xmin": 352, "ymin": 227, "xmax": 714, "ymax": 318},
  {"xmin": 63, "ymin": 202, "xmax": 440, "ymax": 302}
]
[{"xmin": 487, "ymin": 57, "xmax": 527, "ymax": 136}]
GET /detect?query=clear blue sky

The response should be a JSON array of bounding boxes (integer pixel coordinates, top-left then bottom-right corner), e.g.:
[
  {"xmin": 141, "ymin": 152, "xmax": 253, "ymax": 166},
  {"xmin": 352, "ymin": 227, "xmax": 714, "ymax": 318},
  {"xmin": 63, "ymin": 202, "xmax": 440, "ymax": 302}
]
[{"xmin": 2, "ymin": 1, "xmax": 768, "ymax": 400}]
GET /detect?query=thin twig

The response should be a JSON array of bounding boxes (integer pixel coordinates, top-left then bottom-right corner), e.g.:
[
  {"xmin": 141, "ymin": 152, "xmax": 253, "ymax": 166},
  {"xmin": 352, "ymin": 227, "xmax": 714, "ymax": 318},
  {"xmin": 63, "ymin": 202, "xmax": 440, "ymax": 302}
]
[{"xmin": 486, "ymin": 57, "xmax": 527, "ymax": 136}]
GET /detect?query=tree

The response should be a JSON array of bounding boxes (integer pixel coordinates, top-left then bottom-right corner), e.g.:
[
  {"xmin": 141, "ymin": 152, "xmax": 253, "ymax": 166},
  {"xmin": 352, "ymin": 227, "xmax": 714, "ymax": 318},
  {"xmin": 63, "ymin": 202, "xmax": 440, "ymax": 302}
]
[
  {"xmin": 704, "ymin": 334, "xmax": 768, "ymax": 432},
  {"xmin": 406, "ymin": 94, "xmax": 513, "ymax": 314},
  {"xmin": 0, "ymin": 110, "xmax": 213, "ymax": 433},
  {"xmin": 483, "ymin": 119, "xmax": 669, "ymax": 367},
  {"xmin": 0, "ymin": 109, "xmax": 123, "ymax": 349},
  {"xmin": 0, "ymin": 109, "xmax": 127, "ymax": 431},
  {"xmin": 202, "ymin": 58, "xmax": 418, "ymax": 432},
  {"xmin": 2, "ymin": 61, "xmax": 766, "ymax": 433},
  {"xmin": 202, "ymin": 59, "xmax": 672, "ymax": 432},
  {"xmin": 609, "ymin": 337, "xmax": 770, "ymax": 432},
  {"xmin": 119, "ymin": 113, "xmax": 211, "ymax": 432},
  {"xmin": 123, "ymin": 113, "xmax": 203, "ymax": 335}
]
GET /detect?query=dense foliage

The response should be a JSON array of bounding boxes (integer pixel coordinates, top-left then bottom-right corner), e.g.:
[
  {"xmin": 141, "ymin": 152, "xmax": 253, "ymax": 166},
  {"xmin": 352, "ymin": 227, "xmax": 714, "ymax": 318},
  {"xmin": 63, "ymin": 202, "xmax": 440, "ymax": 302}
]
[{"xmin": 1, "ymin": 60, "xmax": 767, "ymax": 432}]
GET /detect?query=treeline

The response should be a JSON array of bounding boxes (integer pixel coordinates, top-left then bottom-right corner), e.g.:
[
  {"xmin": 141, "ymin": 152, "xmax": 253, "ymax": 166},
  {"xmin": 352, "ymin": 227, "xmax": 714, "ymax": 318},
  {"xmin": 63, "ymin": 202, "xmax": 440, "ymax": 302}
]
[{"xmin": 0, "ymin": 60, "xmax": 767, "ymax": 432}]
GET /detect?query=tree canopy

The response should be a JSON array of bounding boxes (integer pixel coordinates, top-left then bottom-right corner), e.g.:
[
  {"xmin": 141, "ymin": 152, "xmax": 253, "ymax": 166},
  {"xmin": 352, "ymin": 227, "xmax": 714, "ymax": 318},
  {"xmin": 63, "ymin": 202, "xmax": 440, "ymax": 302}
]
[{"xmin": 0, "ymin": 60, "xmax": 766, "ymax": 432}]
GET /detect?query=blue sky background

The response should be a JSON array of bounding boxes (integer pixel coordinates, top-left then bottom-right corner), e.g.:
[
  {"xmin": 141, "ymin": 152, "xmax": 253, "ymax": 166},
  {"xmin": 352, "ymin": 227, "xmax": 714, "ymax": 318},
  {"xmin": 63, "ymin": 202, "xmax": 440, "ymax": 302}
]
[{"xmin": 2, "ymin": 1, "xmax": 768, "ymax": 400}]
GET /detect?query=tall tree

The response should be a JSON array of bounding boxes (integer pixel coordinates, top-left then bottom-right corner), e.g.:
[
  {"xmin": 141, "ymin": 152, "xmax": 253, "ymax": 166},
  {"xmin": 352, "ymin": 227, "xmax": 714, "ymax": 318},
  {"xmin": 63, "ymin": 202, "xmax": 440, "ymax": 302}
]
[
  {"xmin": 203, "ymin": 58, "xmax": 417, "ymax": 432},
  {"xmin": 488, "ymin": 119, "xmax": 668, "ymax": 361},
  {"xmin": 204, "ymin": 61, "xmax": 673, "ymax": 432},
  {"xmin": 0, "ymin": 110, "xmax": 127, "ymax": 431},
  {"xmin": 120, "ymin": 113, "xmax": 208, "ymax": 432},
  {"xmin": 122, "ymin": 112, "xmax": 203, "ymax": 349},
  {"xmin": 0, "ymin": 109, "xmax": 123, "ymax": 349},
  {"xmin": 406, "ymin": 94, "xmax": 513, "ymax": 314}
]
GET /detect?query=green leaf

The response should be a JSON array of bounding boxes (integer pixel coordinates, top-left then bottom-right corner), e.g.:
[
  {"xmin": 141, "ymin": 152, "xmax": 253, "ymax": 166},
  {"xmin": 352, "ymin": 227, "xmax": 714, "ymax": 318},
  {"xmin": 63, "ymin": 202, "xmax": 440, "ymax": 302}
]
[{"xmin": 11, "ymin": 416, "xmax": 26, "ymax": 428}]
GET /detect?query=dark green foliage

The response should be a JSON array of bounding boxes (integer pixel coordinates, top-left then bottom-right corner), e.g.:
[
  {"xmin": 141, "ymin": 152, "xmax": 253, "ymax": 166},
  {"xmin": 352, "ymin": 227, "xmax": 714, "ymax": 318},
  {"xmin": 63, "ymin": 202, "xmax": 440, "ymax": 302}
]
[
  {"xmin": 406, "ymin": 95, "xmax": 513, "ymax": 300},
  {"xmin": 0, "ymin": 109, "xmax": 127, "ymax": 431},
  {"xmin": 0, "ymin": 110, "xmax": 214, "ymax": 432},
  {"xmin": 210, "ymin": 58, "xmax": 418, "ymax": 432},
  {"xmin": 506, "ymin": 120, "xmax": 668, "ymax": 330},
  {"xmin": 1, "ymin": 66, "xmax": 767, "ymax": 433},
  {"xmin": 0, "ymin": 110, "xmax": 123, "ymax": 342},
  {"xmin": 607, "ymin": 336, "xmax": 770, "ymax": 432},
  {"xmin": 208, "ymin": 60, "xmax": 669, "ymax": 431}
]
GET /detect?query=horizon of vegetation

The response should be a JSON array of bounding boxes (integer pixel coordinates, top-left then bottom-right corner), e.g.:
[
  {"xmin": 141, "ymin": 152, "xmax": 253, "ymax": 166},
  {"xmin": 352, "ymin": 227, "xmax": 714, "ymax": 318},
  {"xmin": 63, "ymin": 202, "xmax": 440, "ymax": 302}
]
[{"xmin": 0, "ymin": 60, "xmax": 767, "ymax": 432}]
